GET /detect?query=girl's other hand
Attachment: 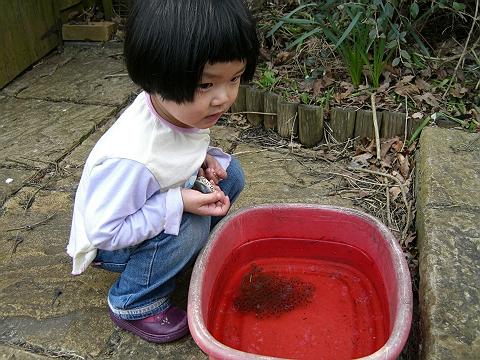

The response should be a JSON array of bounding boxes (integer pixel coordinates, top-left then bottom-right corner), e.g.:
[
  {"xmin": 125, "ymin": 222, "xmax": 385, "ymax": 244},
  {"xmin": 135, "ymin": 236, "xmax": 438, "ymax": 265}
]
[
  {"xmin": 201, "ymin": 154, "xmax": 227, "ymax": 185},
  {"xmin": 181, "ymin": 188, "xmax": 230, "ymax": 216}
]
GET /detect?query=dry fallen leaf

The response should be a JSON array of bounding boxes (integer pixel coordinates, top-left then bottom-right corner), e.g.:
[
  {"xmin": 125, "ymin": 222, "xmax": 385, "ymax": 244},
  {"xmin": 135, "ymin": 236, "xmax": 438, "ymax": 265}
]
[
  {"xmin": 414, "ymin": 92, "xmax": 440, "ymax": 108},
  {"xmin": 399, "ymin": 75, "xmax": 415, "ymax": 84},
  {"xmin": 334, "ymin": 82, "xmax": 354, "ymax": 102},
  {"xmin": 259, "ymin": 47, "xmax": 272, "ymax": 61},
  {"xmin": 378, "ymin": 80, "xmax": 390, "ymax": 93},
  {"xmin": 389, "ymin": 186, "xmax": 402, "ymax": 201},
  {"xmin": 420, "ymin": 67, "xmax": 432, "ymax": 78},
  {"xmin": 381, "ymin": 153, "xmax": 394, "ymax": 168},
  {"xmin": 415, "ymin": 78, "xmax": 431, "ymax": 91},
  {"xmin": 313, "ymin": 76, "xmax": 335, "ymax": 95},
  {"xmin": 450, "ymin": 83, "xmax": 468, "ymax": 98},
  {"xmin": 350, "ymin": 153, "xmax": 373, "ymax": 167},
  {"xmin": 275, "ymin": 51, "xmax": 294, "ymax": 65},
  {"xmin": 394, "ymin": 83, "xmax": 420, "ymax": 96},
  {"xmin": 403, "ymin": 233, "xmax": 416, "ymax": 247},
  {"xmin": 392, "ymin": 170, "xmax": 406, "ymax": 183},
  {"xmin": 380, "ymin": 137, "xmax": 400, "ymax": 159},
  {"xmin": 397, "ymin": 153, "xmax": 410, "ymax": 179},
  {"xmin": 435, "ymin": 68, "xmax": 448, "ymax": 80}
]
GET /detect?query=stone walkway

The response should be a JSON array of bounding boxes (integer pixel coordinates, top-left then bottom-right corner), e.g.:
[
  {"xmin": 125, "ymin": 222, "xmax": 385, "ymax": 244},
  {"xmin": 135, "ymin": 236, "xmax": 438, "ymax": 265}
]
[{"xmin": 0, "ymin": 43, "xmax": 478, "ymax": 359}]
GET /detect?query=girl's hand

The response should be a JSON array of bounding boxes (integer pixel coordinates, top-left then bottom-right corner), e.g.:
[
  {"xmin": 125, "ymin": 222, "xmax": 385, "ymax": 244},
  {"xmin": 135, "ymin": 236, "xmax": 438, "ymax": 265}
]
[
  {"xmin": 198, "ymin": 154, "xmax": 227, "ymax": 185},
  {"xmin": 181, "ymin": 188, "xmax": 230, "ymax": 216}
]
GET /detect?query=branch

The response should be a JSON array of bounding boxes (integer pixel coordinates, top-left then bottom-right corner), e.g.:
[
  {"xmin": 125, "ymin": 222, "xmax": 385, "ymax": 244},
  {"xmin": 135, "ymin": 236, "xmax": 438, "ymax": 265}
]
[
  {"xmin": 371, "ymin": 93, "xmax": 381, "ymax": 161},
  {"xmin": 442, "ymin": 0, "xmax": 480, "ymax": 98},
  {"xmin": 227, "ymin": 111, "xmax": 277, "ymax": 116},
  {"xmin": 5, "ymin": 213, "xmax": 57, "ymax": 232},
  {"xmin": 347, "ymin": 166, "xmax": 411, "ymax": 243}
]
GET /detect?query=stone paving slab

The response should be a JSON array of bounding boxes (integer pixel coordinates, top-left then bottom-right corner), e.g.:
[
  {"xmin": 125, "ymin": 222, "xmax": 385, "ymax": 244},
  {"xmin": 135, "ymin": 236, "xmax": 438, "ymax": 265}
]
[
  {"xmin": 232, "ymin": 143, "xmax": 356, "ymax": 211},
  {"xmin": 0, "ymin": 96, "xmax": 116, "ymax": 164},
  {"xmin": 0, "ymin": 43, "xmax": 139, "ymax": 209},
  {"xmin": 13, "ymin": 44, "xmax": 138, "ymax": 106},
  {"xmin": 0, "ymin": 167, "xmax": 37, "ymax": 209},
  {"xmin": 0, "ymin": 95, "xmax": 116, "ymax": 207},
  {"xmin": 1, "ymin": 47, "xmax": 81, "ymax": 97},
  {"xmin": 416, "ymin": 127, "xmax": 480, "ymax": 359}
]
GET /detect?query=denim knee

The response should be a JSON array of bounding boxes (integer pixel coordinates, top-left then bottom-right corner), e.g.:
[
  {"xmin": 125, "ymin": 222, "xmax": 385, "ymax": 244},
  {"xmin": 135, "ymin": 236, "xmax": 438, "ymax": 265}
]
[{"xmin": 222, "ymin": 156, "xmax": 245, "ymax": 203}]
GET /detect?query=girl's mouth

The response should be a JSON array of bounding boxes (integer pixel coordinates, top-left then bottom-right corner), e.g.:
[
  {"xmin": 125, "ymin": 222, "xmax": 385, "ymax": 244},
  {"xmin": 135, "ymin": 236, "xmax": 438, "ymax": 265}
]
[{"xmin": 205, "ymin": 112, "xmax": 223, "ymax": 122}]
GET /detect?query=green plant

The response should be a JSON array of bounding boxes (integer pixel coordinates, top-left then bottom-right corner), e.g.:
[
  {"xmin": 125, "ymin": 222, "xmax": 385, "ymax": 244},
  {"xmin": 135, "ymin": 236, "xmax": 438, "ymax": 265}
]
[
  {"xmin": 368, "ymin": 36, "xmax": 388, "ymax": 88},
  {"xmin": 255, "ymin": 67, "xmax": 278, "ymax": 90},
  {"xmin": 321, "ymin": 9, "xmax": 367, "ymax": 87},
  {"xmin": 268, "ymin": 1, "xmax": 398, "ymax": 88}
]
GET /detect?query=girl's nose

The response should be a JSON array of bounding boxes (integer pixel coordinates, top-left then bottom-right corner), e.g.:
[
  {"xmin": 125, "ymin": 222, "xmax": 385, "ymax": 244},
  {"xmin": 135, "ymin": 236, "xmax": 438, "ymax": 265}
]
[{"xmin": 211, "ymin": 86, "xmax": 234, "ymax": 107}]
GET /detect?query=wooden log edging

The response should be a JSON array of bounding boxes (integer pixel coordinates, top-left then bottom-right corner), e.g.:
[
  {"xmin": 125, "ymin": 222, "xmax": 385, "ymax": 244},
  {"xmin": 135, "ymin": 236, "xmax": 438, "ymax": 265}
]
[
  {"xmin": 298, "ymin": 104, "xmax": 323, "ymax": 147},
  {"xmin": 330, "ymin": 108, "xmax": 355, "ymax": 142},
  {"xmin": 245, "ymin": 86, "xmax": 264, "ymax": 126},
  {"xmin": 263, "ymin": 91, "xmax": 279, "ymax": 130},
  {"xmin": 229, "ymin": 85, "xmax": 427, "ymax": 147},
  {"xmin": 230, "ymin": 84, "xmax": 247, "ymax": 113},
  {"xmin": 277, "ymin": 100, "xmax": 298, "ymax": 139}
]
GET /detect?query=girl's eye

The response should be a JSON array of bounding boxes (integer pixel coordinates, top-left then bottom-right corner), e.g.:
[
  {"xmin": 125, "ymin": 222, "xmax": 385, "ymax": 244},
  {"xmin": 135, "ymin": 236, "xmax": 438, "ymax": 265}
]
[
  {"xmin": 231, "ymin": 75, "xmax": 241, "ymax": 83},
  {"xmin": 197, "ymin": 83, "xmax": 213, "ymax": 91}
]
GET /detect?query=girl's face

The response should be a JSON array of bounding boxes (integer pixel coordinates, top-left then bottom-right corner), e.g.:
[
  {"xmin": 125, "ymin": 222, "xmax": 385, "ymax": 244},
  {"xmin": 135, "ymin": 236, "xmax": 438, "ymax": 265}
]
[{"xmin": 155, "ymin": 60, "xmax": 246, "ymax": 129}]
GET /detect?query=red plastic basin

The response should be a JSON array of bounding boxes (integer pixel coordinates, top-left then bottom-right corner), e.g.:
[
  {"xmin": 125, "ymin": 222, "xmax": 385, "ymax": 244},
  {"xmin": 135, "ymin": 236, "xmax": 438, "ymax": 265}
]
[{"xmin": 188, "ymin": 204, "xmax": 412, "ymax": 360}]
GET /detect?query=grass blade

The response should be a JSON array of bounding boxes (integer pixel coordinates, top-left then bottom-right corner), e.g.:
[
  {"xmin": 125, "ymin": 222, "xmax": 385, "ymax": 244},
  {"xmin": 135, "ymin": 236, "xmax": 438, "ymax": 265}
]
[
  {"xmin": 334, "ymin": 12, "xmax": 362, "ymax": 49},
  {"xmin": 286, "ymin": 28, "xmax": 321, "ymax": 49},
  {"xmin": 266, "ymin": 3, "xmax": 318, "ymax": 38}
]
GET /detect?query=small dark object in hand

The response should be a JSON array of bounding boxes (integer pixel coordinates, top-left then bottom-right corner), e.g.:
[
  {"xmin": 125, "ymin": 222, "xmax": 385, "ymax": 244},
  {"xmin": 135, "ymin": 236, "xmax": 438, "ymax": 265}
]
[{"xmin": 193, "ymin": 176, "xmax": 215, "ymax": 194}]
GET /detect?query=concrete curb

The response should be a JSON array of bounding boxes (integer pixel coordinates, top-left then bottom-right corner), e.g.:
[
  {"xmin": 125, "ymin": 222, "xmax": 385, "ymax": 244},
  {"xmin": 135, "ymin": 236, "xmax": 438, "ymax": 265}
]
[{"xmin": 416, "ymin": 127, "xmax": 480, "ymax": 359}]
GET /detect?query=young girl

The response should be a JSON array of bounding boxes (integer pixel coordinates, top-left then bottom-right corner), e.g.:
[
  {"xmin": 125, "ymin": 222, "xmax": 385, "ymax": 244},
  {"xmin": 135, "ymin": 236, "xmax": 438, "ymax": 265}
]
[{"xmin": 67, "ymin": 0, "xmax": 259, "ymax": 343}]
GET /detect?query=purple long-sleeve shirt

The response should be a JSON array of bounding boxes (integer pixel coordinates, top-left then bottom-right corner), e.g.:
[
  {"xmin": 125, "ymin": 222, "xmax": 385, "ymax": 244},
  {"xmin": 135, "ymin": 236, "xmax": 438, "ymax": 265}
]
[{"xmin": 82, "ymin": 148, "xmax": 230, "ymax": 251}]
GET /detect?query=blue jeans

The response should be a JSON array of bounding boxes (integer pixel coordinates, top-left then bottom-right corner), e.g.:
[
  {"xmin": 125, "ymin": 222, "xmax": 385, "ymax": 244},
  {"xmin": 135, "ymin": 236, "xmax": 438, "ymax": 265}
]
[{"xmin": 94, "ymin": 157, "xmax": 244, "ymax": 320}]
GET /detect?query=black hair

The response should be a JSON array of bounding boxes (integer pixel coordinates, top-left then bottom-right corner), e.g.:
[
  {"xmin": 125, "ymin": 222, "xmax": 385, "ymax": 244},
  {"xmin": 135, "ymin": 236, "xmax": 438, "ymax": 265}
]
[{"xmin": 124, "ymin": 0, "xmax": 259, "ymax": 103}]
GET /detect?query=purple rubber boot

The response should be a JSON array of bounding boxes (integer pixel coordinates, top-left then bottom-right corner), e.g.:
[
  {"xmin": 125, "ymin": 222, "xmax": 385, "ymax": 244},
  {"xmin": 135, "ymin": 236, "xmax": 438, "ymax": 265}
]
[{"xmin": 109, "ymin": 306, "xmax": 189, "ymax": 343}]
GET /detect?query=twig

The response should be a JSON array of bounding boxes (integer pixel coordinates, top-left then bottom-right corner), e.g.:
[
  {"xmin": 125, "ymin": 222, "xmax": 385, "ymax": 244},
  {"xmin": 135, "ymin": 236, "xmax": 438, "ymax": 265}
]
[
  {"xmin": 289, "ymin": 113, "xmax": 298, "ymax": 152},
  {"xmin": 385, "ymin": 177, "xmax": 392, "ymax": 228},
  {"xmin": 451, "ymin": 133, "xmax": 480, "ymax": 151},
  {"xmin": 104, "ymin": 73, "xmax": 129, "ymax": 79},
  {"xmin": 17, "ymin": 156, "xmax": 57, "ymax": 166},
  {"xmin": 402, "ymin": 96, "xmax": 408, "ymax": 152},
  {"xmin": 233, "ymin": 148, "xmax": 270, "ymax": 156},
  {"xmin": 107, "ymin": 52, "xmax": 124, "ymax": 58},
  {"xmin": 228, "ymin": 111, "xmax": 277, "ymax": 116},
  {"xmin": 371, "ymin": 93, "xmax": 381, "ymax": 161},
  {"xmin": 4, "ymin": 213, "xmax": 57, "ymax": 232},
  {"xmin": 328, "ymin": 188, "xmax": 373, "ymax": 196},
  {"xmin": 413, "ymin": 53, "xmax": 461, "ymax": 62},
  {"xmin": 9, "ymin": 156, "xmax": 60, "ymax": 174},
  {"xmin": 442, "ymin": 0, "xmax": 479, "ymax": 98},
  {"xmin": 347, "ymin": 166, "xmax": 411, "ymax": 243},
  {"xmin": 5, "ymin": 157, "xmax": 43, "ymax": 170},
  {"xmin": 23, "ymin": 179, "xmax": 55, "ymax": 211},
  {"xmin": 329, "ymin": 171, "xmax": 388, "ymax": 188}
]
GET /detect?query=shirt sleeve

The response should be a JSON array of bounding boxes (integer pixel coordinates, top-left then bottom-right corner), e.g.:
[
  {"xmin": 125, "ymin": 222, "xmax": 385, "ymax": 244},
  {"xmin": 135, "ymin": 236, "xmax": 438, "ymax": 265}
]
[
  {"xmin": 83, "ymin": 158, "xmax": 183, "ymax": 251},
  {"xmin": 207, "ymin": 146, "xmax": 231, "ymax": 170}
]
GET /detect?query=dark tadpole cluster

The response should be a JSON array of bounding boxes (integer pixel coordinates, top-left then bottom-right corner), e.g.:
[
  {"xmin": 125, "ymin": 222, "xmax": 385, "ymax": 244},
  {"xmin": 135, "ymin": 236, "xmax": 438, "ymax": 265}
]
[{"xmin": 233, "ymin": 264, "xmax": 315, "ymax": 318}]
